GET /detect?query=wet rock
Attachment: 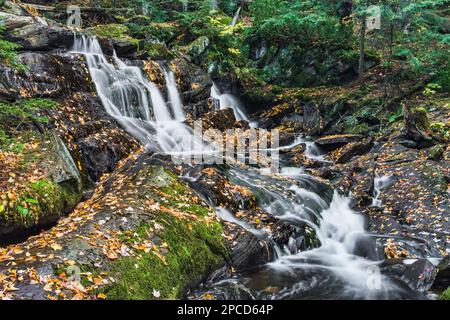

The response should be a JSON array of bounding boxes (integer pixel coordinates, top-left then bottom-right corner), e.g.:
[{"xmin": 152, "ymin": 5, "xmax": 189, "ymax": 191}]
[
  {"xmin": 169, "ymin": 57, "xmax": 212, "ymax": 118},
  {"xmin": 0, "ymin": 11, "xmax": 72, "ymax": 51},
  {"xmin": 323, "ymin": 153, "xmax": 376, "ymax": 206},
  {"xmin": 314, "ymin": 134, "xmax": 362, "ymax": 151},
  {"xmin": 382, "ymin": 259, "xmax": 437, "ymax": 292},
  {"xmin": 0, "ymin": 154, "xmax": 228, "ymax": 300},
  {"xmin": 192, "ymin": 167, "xmax": 257, "ymax": 210},
  {"xmin": 0, "ymin": 52, "xmax": 93, "ymax": 101},
  {"xmin": 200, "ymin": 108, "xmax": 239, "ymax": 131},
  {"xmin": 229, "ymin": 232, "xmax": 275, "ymax": 271},
  {"xmin": 184, "ymin": 99, "xmax": 211, "ymax": 121},
  {"xmin": 0, "ymin": 131, "xmax": 82, "ymax": 238},
  {"xmin": 328, "ymin": 138, "xmax": 374, "ymax": 164},
  {"xmin": 426, "ymin": 144, "xmax": 445, "ymax": 161},
  {"xmin": 302, "ymin": 101, "xmax": 322, "ymax": 136},
  {"xmin": 282, "ymin": 145, "xmax": 322, "ymax": 169},
  {"xmin": 49, "ymin": 92, "xmax": 140, "ymax": 182}
]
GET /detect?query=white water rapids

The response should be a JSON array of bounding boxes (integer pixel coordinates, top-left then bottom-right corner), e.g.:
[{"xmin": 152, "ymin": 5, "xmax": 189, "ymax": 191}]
[{"xmin": 72, "ymin": 34, "xmax": 412, "ymax": 299}]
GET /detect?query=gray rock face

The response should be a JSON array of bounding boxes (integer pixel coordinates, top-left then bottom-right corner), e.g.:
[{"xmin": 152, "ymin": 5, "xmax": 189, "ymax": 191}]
[
  {"xmin": 0, "ymin": 52, "xmax": 92, "ymax": 101},
  {"xmin": 0, "ymin": 12, "xmax": 72, "ymax": 51},
  {"xmin": 184, "ymin": 36, "xmax": 210, "ymax": 64}
]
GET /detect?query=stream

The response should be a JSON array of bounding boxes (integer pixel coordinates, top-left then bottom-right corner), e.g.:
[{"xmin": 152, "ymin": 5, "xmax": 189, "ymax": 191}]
[{"xmin": 72, "ymin": 34, "xmax": 426, "ymax": 300}]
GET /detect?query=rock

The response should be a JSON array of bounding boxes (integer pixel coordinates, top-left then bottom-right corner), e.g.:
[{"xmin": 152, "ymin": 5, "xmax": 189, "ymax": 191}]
[
  {"xmin": 328, "ymin": 138, "xmax": 374, "ymax": 164},
  {"xmin": 0, "ymin": 154, "xmax": 228, "ymax": 300},
  {"xmin": 200, "ymin": 108, "xmax": 238, "ymax": 131},
  {"xmin": 186, "ymin": 166, "xmax": 295, "ymax": 271},
  {"xmin": 0, "ymin": 131, "xmax": 82, "ymax": 239},
  {"xmin": 184, "ymin": 99, "xmax": 211, "ymax": 121},
  {"xmin": 50, "ymin": 92, "xmax": 140, "ymax": 182},
  {"xmin": 302, "ymin": 102, "xmax": 323, "ymax": 136},
  {"xmin": 426, "ymin": 144, "xmax": 445, "ymax": 161},
  {"xmin": 314, "ymin": 134, "xmax": 362, "ymax": 151},
  {"xmin": 322, "ymin": 153, "xmax": 376, "ymax": 206},
  {"xmin": 0, "ymin": 52, "xmax": 93, "ymax": 101},
  {"xmin": 403, "ymin": 106, "xmax": 434, "ymax": 148},
  {"xmin": 258, "ymin": 101, "xmax": 301, "ymax": 130},
  {"xmin": 192, "ymin": 167, "xmax": 257, "ymax": 210},
  {"xmin": 1, "ymin": 1, "xmax": 26, "ymax": 15},
  {"xmin": 382, "ymin": 259, "xmax": 437, "ymax": 292},
  {"xmin": 0, "ymin": 50, "xmax": 139, "ymax": 182},
  {"xmin": 169, "ymin": 58, "xmax": 212, "ymax": 118},
  {"xmin": 184, "ymin": 36, "xmax": 210, "ymax": 64},
  {"xmin": 0, "ymin": 11, "xmax": 72, "ymax": 51},
  {"xmin": 368, "ymin": 141, "xmax": 449, "ymax": 259}
]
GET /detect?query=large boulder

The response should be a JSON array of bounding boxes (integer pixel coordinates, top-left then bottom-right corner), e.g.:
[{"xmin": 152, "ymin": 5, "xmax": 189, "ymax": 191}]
[
  {"xmin": 0, "ymin": 52, "xmax": 93, "ymax": 101},
  {"xmin": 0, "ymin": 50, "xmax": 140, "ymax": 182},
  {"xmin": 169, "ymin": 57, "xmax": 212, "ymax": 116},
  {"xmin": 0, "ymin": 131, "xmax": 82, "ymax": 239},
  {"xmin": 0, "ymin": 10, "xmax": 72, "ymax": 51},
  {"xmin": 0, "ymin": 154, "xmax": 228, "ymax": 300},
  {"xmin": 184, "ymin": 36, "xmax": 210, "ymax": 64}
]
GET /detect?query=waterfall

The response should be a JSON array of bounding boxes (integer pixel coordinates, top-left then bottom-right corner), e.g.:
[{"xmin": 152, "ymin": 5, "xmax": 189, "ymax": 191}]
[
  {"xmin": 210, "ymin": 83, "xmax": 257, "ymax": 127},
  {"xmin": 231, "ymin": 7, "xmax": 241, "ymax": 27},
  {"xmin": 197, "ymin": 167, "xmax": 406, "ymax": 299},
  {"xmin": 71, "ymin": 34, "xmax": 411, "ymax": 300},
  {"xmin": 371, "ymin": 173, "xmax": 392, "ymax": 207},
  {"xmin": 71, "ymin": 34, "xmax": 211, "ymax": 159},
  {"xmin": 164, "ymin": 69, "xmax": 186, "ymax": 121}
]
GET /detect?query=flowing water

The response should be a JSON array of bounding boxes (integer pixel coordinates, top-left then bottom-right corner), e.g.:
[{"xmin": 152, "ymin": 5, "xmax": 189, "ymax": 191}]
[
  {"xmin": 72, "ymin": 34, "xmax": 422, "ymax": 300},
  {"xmin": 210, "ymin": 83, "xmax": 258, "ymax": 127}
]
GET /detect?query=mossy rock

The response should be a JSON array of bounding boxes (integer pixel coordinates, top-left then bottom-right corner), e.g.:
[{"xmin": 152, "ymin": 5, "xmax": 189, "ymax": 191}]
[
  {"xmin": 0, "ymin": 154, "xmax": 228, "ymax": 300},
  {"xmin": 0, "ymin": 131, "xmax": 82, "ymax": 238},
  {"xmin": 86, "ymin": 24, "xmax": 139, "ymax": 47},
  {"xmin": 440, "ymin": 287, "xmax": 450, "ymax": 300},
  {"xmin": 80, "ymin": 162, "xmax": 227, "ymax": 300},
  {"xmin": 184, "ymin": 36, "xmax": 210, "ymax": 64},
  {"xmin": 143, "ymin": 43, "xmax": 172, "ymax": 60}
]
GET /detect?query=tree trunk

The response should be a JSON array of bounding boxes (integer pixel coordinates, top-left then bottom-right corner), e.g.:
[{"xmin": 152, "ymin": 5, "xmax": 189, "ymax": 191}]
[{"xmin": 358, "ymin": 13, "xmax": 366, "ymax": 83}]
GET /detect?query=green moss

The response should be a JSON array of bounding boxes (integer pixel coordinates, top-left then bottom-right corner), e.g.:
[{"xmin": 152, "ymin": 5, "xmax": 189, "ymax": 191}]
[
  {"xmin": 440, "ymin": 287, "xmax": 450, "ymax": 300},
  {"xmin": 95, "ymin": 167, "xmax": 227, "ymax": 300},
  {"xmin": 0, "ymin": 98, "xmax": 57, "ymax": 148},
  {"xmin": 143, "ymin": 43, "xmax": 172, "ymax": 59},
  {"xmin": 88, "ymin": 24, "xmax": 139, "ymax": 47},
  {"xmin": 102, "ymin": 214, "xmax": 226, "ymax": 300},
  {"xmin": 30, "ymin": 179, "xmax": 81, "ymax": 216},
  {"xmin": 0, "ymin": 178, "xmax": 81, "ymax": 227}
]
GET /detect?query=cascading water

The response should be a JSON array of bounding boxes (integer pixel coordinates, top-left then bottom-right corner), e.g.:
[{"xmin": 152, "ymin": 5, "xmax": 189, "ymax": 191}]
[
  {"xmin": 371, "ymin": 173, "xmax": 392, "ymax": 207},
  {"xmin": 231, "ymin": 7, "xmax": 242, "ymax": 27},
  {"xmin": 210, "ymin": 83, "xmax": 257, "ymax": 127},
  {"xmin": 164, "ymin": 69, "xmax": 186, "ymax": 121},
  {"xmin": 192, "ymin": 167, "xmax": 419, "ymax": 299},
  {"xmin": 71, "ymin": 34, "xmax": 213, "ymax": 160},
  {"xmin": 71, "ymin": 34, "xmax": 419, "ymax": 300}
]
